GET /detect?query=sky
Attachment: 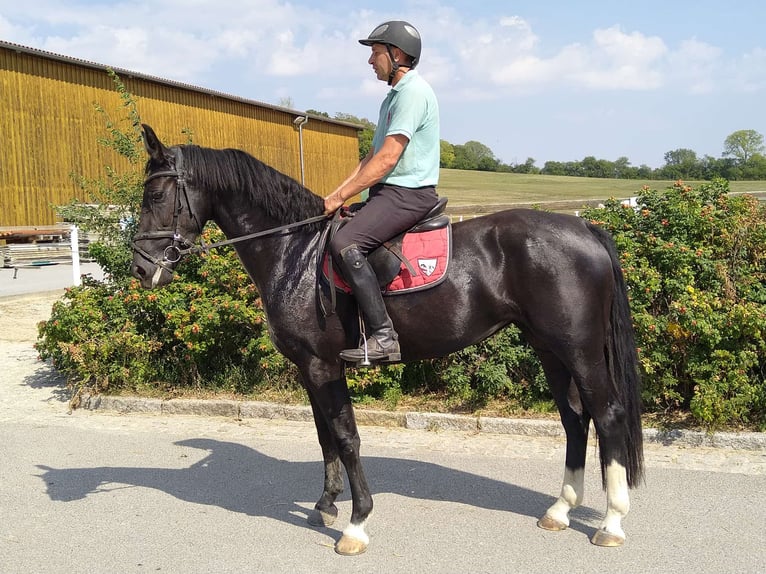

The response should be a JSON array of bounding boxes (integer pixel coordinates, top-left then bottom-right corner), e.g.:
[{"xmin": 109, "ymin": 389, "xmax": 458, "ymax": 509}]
[{"xmin": 1, "ymin": 0, "xmax": 764, "ymax": 169}]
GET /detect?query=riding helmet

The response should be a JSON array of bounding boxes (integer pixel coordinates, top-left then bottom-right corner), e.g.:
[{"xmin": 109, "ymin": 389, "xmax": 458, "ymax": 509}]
[{"xmin": 359, "ymin": 21, "xmax": 422, "ymax": 68}]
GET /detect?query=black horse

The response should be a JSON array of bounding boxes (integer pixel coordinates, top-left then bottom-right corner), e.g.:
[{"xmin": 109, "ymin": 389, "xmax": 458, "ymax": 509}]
[{"xmin": 132, "ymin": 124, "xmax": 643, "ymax": 555}]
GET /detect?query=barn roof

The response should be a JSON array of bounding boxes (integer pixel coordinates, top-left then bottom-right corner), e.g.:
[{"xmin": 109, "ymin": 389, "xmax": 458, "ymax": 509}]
[{"xmin": 0, "ymin": 39, "xmax": 362, "ymax": 131}]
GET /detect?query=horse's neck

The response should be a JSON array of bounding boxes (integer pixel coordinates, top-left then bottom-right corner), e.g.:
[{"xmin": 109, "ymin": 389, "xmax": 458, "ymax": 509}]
[
  {"xmin": 214, "ymin": 211, "xmax": 320, "ymax": 290},
  {"xmin": 208, "ymin": 183, "xmax": 322, "ymax": 294}
]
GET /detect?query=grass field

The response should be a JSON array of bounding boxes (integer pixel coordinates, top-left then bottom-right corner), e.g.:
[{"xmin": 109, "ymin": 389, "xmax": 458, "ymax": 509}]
[{"xmin": 437, "ymin": 169, "xmax": 766, "ymax": 213}]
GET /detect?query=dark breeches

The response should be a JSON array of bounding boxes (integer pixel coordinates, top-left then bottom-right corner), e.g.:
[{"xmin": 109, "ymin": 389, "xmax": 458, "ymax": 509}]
[{"xmin": 329, "ymin": 184, "xmax": 438, "ymax": 260}]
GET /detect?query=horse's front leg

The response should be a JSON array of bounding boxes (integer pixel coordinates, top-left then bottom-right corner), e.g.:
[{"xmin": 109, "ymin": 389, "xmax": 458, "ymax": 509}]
[
  {"xmin": 307, "ymin": 373, "xmax": 373, "ymax": 555},
  {"xmin": 305, "ymin": 389, "xmax": 344, "ymax": 527}
]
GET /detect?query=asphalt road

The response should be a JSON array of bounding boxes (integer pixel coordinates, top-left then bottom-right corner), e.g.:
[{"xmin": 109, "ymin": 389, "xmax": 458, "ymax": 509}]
[{"xmin": 2, "ymin": 338, "xmax": 765, "ymax": 574}]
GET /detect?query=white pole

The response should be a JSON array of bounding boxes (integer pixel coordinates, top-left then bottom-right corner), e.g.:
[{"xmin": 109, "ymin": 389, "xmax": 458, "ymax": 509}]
[{"xmin": 70, "ymin": 225, "xmax": 81, "ymax": 286}]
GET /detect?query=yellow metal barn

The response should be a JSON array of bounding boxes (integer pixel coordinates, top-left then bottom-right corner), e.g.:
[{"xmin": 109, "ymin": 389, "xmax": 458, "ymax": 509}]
[{"xmin": 0, "ymin": 40, "xmax": 361, "ymax": 228}]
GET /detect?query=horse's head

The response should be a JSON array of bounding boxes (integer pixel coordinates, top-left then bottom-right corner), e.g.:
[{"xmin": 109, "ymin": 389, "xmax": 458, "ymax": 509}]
[{"xmin": 131, "ymin": 124, "xmax": 208, "ymax": 288}]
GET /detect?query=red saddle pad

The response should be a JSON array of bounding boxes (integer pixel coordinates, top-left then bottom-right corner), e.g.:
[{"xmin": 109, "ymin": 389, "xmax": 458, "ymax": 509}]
[{"xmin": 323, "ymin": 226, "xmax": 451, "ymax": 296}]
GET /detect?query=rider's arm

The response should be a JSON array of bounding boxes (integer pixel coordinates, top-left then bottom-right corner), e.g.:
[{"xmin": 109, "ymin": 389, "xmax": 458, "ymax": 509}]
[{"xmin": 323, "ymin": 134, "xmax": 408, "ymax": 215}]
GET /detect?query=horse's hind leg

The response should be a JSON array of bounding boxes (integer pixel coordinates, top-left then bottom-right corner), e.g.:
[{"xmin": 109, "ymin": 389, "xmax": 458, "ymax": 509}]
[
  {"xmin": 585, "ymin": 366, "xmax": 632, "ymax": 547},
  {"xmin": 571, "ymin": 357, "xmax": 632, "ymax": 546},
  {"xmin": 305, "ymin": 389, "xmax": 344, "ymax": 528},
  {"xmin": 535, "ymin": 350, "xmax": 590, "ymax": 532}
]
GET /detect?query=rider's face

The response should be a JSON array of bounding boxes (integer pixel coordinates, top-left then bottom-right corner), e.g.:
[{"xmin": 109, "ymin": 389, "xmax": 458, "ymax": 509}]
[{"xmin": 368, "ymin": 44, "xmax": 393, "ymax": 82}]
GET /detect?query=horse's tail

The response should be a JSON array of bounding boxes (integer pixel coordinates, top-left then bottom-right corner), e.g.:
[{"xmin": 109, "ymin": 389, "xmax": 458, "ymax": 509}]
[{"xmin": 587, "ymin": 222, "xmax": 645, "ymax": 488}]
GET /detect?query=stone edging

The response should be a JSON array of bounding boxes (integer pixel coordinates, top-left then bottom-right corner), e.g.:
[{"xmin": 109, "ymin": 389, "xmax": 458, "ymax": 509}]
[{"xmin": 81, "ymin": 395, "xmax": 766, "ymax": 451}]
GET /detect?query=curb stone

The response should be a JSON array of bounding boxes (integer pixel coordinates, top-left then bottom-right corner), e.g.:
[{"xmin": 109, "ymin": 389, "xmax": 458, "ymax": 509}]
[{"xmin": 80, "ymin": 394, "xmax": 766, "ymax": 451}]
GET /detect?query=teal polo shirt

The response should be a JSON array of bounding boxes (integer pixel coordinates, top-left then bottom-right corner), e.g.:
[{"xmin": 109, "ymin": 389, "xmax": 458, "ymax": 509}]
[{"xmin": 371, "ymin": 70, "xmax": 440, "ymax": 188}]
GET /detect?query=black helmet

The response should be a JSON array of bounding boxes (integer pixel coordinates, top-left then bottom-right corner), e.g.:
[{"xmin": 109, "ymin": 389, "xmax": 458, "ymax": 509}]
[{"xmin": 359, "ymin": 20, "xmax": 421, "ymax": 68}]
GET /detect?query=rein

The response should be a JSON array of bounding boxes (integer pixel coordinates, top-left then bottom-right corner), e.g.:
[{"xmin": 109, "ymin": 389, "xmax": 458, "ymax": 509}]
[
  {"xmin": 132, "ymin": 146, "xmax": 328, "ymax": 270},
  {"xmin": 183, "ymin": 213, "xmax": 328, "ymax": 257}
]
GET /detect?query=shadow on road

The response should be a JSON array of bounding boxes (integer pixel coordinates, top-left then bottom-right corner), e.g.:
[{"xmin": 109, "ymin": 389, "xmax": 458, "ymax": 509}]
[
  {"xmin": 36, "ymin": 438, "xmax": 602, "ymax": 540},
  {"xmin": 23, "ymin": 359, "xmax": 70, "ymax": 403}
]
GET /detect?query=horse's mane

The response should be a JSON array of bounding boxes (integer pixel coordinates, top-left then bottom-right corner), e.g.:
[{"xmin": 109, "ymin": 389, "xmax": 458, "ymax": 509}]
[{"xmin": 180, "ymin": 144, "xmax": 326, "ymax": 226}]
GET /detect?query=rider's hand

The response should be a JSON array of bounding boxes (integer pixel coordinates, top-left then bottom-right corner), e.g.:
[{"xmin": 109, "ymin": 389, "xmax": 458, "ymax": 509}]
[{"xmin": 324, "ymin": 193, "xmax": 345, "ymax": 216}]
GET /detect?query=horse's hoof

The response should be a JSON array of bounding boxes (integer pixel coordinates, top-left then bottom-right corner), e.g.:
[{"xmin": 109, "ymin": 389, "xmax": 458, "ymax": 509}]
[
  {"xmin": 335, "ymin": 535, "xmax": 368, "ymax": 556},
  {"xmin": 537, "ymin": 514, "xmax": 568, "ymax": 531},
  {"xmin": 591, "ymin": 528, "xmax": 625, "ymax": 547},
  {"xmin": 307, "ymin": 505, "xmax": 338, "ymax": 527}
]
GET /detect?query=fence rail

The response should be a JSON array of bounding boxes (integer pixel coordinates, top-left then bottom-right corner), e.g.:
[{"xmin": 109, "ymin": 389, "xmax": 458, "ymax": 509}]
[{"xmin": 1, "ymin": 226, "xmax": 91, "ymax": 273}]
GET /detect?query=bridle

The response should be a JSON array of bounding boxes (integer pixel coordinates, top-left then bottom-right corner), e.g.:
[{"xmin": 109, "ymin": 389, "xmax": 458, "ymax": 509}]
[
  {"xmin": 132, "ymin": 146, "xmax": 328, "ymax": 273},
  {"xmin": 132, "ymin": 147, "xmax": 201, "ymax": 273}
]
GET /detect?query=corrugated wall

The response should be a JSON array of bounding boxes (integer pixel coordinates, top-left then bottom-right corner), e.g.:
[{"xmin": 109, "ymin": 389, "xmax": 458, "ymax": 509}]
[{"xmin": 0, "ymin": 43, "xmax": 360, "ymax": 227}]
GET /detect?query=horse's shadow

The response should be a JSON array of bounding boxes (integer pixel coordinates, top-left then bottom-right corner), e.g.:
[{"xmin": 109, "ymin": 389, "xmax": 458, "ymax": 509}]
[{"xmin": 36, "ymin": 438, "xmax": 602, "ymax": 538}]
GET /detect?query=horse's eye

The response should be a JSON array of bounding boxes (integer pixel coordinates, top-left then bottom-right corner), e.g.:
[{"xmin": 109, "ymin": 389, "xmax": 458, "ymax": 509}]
[{"xmin": 151, "ymin": 190, "xmax": 165, "ymax": 202}]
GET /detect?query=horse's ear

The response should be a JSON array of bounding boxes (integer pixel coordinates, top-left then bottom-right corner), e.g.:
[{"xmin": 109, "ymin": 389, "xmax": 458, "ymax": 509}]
[{"xmin": 141, "ymin": 124, "xmax": 167, "ymax": 161}]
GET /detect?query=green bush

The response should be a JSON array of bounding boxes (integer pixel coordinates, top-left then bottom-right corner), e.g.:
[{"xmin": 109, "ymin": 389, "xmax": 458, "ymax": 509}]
[
  {"xmin": 36, "ymin": 227, "xmax": 297, "ymax": 405},
  {"xmin": 581, "ymin": 179, "xmax": 766, "ymax": 429}
]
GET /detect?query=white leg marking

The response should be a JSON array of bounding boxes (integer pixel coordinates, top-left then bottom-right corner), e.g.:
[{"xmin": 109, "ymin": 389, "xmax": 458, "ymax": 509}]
[
  {"xmin": 342, "ymin": 520, "xmax": 369, "ymax": 546},
  {"xmin": 544, "ymin": 467, "xmax": 585, "ymax": 527},
  {"xmin": 600, "ymin": 461, "xmax": 630, "ymax": 538}
]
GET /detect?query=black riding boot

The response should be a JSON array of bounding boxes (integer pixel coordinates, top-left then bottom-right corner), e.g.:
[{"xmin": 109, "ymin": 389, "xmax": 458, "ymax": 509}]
[{"xmin": 338, "ymin": 246, "xmax": 401, "ymax": 363}]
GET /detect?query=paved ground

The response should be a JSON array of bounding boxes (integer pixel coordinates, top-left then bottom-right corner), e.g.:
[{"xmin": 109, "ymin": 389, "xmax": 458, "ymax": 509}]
[
  {"xmin": 1, "ymin": 280, "xmax": 765, "ymax": 573},
  {"xmin": 0, "ymin": 261, "xmax": 104, "ymax": 298},
  {"xmin": 2, "ymin": 337, "xmax": 765, "ymax": 573}
]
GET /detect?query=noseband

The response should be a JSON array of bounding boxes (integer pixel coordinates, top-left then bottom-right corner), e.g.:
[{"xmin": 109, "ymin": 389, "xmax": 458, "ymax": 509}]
[{"xmin": 132, "ymin": 147, "xmax": 202, "ymax": 272}]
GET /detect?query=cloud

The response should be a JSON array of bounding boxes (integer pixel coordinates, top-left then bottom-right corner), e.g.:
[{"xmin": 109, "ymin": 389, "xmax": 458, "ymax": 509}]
[
  {"xmin": 470, "ymin": 23, "xmax": 667, "ymax": 92},
  {"xmin": 41, "ymin": 25, "xmax": 222, "ymax": 81},
  {"xmin": 669, "ymin": 38, "xmax": 722, "ymax": 94},
  {"xmin": 732, "ymin": 47, "xmax": 766, "ymax": 93},
  {"xmin": 0, "ymin": 0, "xmax": 758, "ymax": 109}
]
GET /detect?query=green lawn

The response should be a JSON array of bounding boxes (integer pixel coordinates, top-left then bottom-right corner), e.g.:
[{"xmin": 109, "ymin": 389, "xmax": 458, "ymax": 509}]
[{"xmin": 438, "ymin": 168, "xmax": 766, "ymax": 208}]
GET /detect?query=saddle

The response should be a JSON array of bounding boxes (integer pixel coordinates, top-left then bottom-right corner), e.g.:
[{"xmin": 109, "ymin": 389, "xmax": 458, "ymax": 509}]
[{"xmin": 318, "ymin": 197, "xmax": 452, "ymax": 314}]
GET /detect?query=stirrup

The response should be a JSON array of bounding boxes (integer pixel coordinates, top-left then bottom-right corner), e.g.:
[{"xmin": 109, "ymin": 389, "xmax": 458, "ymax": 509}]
[{"xmin": 339, "ymin": 336, "xmax": 401, "ymax": 366}]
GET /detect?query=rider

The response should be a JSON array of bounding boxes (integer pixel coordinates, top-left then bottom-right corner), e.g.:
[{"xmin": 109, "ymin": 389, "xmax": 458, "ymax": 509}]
[{"xmin": 324, "ymin": 20, "xmax": 440, "ymax": 363}]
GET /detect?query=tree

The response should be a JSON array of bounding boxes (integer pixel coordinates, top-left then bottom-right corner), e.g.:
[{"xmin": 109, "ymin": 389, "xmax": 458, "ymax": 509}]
[
  {"xmin": 440, "ymin": 140, "xmax": 456, "ymax": 168},
  {"xmin": 723, "ymin": 129, "xmax": 765, "ymax": 164},
  {"xmin": 322, "ymin": 112, "xmax": 376, "ymax": 160},
  {"xmin": 57, "ymin": 69, "xmax": 144, "ymax": 280},
  {"xmin": 452, "ymin": 141, "xmax": 496, "ymax": 171},
  {"xmin": 613, "ymin": 157, "xmax": 631, "ymax": 179},
  {"xmin": 541, "ymin": 161, "xmax": 566, "ymax": 176},
  {"xmin": 661, "ymin": 148, "xmax": 702, "ymax": 180},
  {"xmin": 512, "ymin": 158, "xmax": 539, "ymax": 174},
  {"xmin": 581, "ymin": 156, "xmax": 612, "ymax": 178}
]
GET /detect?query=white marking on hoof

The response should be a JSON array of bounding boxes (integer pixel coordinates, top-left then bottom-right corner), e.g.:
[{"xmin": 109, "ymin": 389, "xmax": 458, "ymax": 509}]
[
  {"xmin": 537, "ymin": 514, "xmax": 568, "ymax": 531},
  {"xmin": 591, "ymin": 528, "xmax": 625, "ymax": 547},
  {"xmin": 336, "ymin": 521, "xmax": 369, "ymax": 556},
  {"xmin": 598, "ymin": 461, "xmax": 629, "ymax": 543},
  {"xmin": 542, "ymin": 467, "xmax": 584, "ymax": 529}
]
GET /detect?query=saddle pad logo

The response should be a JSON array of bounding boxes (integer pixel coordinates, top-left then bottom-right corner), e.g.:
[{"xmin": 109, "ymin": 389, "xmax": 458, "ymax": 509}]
[{"xmin": 418, "ymin": 258, "xmax": 438, "ymax": 277}]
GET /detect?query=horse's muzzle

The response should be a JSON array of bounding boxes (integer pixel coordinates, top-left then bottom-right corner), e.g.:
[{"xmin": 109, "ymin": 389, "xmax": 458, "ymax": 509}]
[{"xmin": 131, "ymin": 260, "xmax": 172, "ymax": 289}]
